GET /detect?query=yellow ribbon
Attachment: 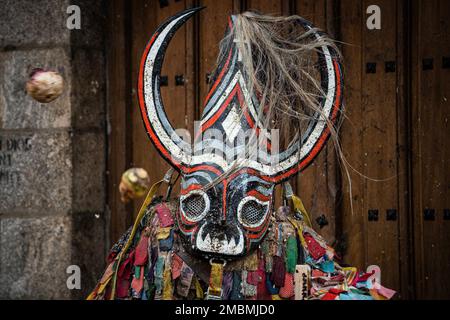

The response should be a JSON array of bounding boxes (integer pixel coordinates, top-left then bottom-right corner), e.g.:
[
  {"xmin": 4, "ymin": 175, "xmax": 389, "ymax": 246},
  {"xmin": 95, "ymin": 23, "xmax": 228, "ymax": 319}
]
[
  {"xmin": 288, "ymin": 217, "xmax": 307, "ymax": 249},
  {"xmin": 162, "ymin": 262, "xmax": 173, "ymax": 300},
  {"xmin": 156, "ymin": 226, "xmax": 172, "ymax": 240},
  {"xmin": 194, "ymin": 278, "xmax": 204, "ymax": 299},
  {"xmin": 291, "ymin": 195, "xmax": 312, "ymax": 227},
  {"xmin": 207, "ymin": 262, "xmax": 224, "ymax": 298},
  {"xmin": 287, "ymin": 194, "xmax": 313, "ymax": 251}
]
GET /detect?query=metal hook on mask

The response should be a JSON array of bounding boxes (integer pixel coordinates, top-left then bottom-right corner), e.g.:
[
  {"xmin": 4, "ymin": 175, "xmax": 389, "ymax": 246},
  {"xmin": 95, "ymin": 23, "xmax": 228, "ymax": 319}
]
[{"xmin": 209, "ymin": 258, "xmax": 227, "ymax": 267}]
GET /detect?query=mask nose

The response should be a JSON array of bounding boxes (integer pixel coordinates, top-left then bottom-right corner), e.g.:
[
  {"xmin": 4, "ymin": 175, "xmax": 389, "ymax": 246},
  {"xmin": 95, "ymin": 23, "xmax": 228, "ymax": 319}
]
[
  {"xmin": 208, "ymin": 209, "xmax": 227, "ymax": 227},
  {"xmin": 209, "ymin": 213, "xmax": 226, "ymax": 226}
]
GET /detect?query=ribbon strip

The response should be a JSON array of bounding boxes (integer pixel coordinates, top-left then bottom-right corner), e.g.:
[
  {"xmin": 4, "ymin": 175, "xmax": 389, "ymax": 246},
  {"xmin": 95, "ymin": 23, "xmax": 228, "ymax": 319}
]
[{"xmin": 206, "ymin": 262, "xmax": 224, "ymax": 300}]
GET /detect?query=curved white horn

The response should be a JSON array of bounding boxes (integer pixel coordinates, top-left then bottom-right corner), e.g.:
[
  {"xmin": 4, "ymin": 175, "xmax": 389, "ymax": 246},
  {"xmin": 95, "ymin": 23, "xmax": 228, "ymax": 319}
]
[{"xmin": 138, "ymin": 7, "xmax": 203, "ymax": 171}]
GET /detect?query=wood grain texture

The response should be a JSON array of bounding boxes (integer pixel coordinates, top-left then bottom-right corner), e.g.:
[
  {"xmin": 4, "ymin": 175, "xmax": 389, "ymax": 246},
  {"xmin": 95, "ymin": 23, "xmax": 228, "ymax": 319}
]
[
  {"xmin": 106, "ymin": 0, "xmax": 133, "ymax": 244},
  {"xmin": 412, "ymin": 0, "xmax": 450, "ymax": 299},
  {"xmin": 395, "ymin": 0, "xmax": 413, "ymax": 300},
  {"xmin": 339, "ymin": 0, "xmax": 367, "ymax": 272},
  {"xmin": 362, "ymin": 0, "xmax": 402, "ymax": 294},
  {"xmin": 246, "ymin": 0, "xmax": 289, "ymax": 15}
]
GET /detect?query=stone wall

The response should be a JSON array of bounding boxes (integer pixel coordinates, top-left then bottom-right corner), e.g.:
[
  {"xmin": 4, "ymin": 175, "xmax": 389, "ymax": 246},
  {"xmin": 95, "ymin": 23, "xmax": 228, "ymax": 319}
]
[{"xmin": 0, "ymin": 0, "xmax": 108, "ymax": 299}]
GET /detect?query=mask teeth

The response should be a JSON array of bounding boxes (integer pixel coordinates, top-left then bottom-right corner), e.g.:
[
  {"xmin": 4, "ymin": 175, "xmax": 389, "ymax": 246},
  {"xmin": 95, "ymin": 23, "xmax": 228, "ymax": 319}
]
[
  {"xmin": 204, "ymin": 233, "xmax": 212, "ymax": 246},
  {"xmin": 228, "ymin": 236, "xmax": 236, "ymax": 248},
  {"xmin": 196, "ymin": 224, "xmax": 244, "ymax": 255}
]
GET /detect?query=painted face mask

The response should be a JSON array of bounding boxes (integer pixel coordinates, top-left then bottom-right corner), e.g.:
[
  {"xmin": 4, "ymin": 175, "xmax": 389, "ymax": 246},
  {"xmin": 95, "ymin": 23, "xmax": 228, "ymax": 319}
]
[{"xmin": 138, "ymin": 8, "xmax": 343, "ymax": 260}]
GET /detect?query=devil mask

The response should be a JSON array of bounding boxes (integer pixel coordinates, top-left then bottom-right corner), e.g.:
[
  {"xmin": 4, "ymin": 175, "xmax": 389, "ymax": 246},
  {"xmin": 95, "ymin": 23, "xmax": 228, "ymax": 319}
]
[{"xmin": 138, "ymin": 8, "xmax": 343, "ymax": 260}]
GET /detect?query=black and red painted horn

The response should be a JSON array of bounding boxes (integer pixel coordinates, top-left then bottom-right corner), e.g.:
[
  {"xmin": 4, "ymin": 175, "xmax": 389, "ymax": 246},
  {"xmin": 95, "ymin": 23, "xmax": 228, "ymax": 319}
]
[{"xmin": 138, "ymin": 7, "xmax": 202, "ymax": 171}]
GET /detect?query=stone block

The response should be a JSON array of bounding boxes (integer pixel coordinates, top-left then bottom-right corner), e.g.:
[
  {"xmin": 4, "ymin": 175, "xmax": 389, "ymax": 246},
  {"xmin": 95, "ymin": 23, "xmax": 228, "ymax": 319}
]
[
  {"xmin": 69, "ymin": 0, "xmax": 106, "ymax": 49},
  {"xmin": 71, "ymin": 49, "xmax": 106, "ymax": 129},
  {"xmin": 72, "ymin": 130, "xmax": 105, "ymax": 213},
  {"xmin": 0, "ymin": 130, "xmax": 72, "ymax": 214},
  {"xmin": 0, "ymin": 216, "xmax": 72, "ymax": 299},
  {"xmin": 0, "ymin": 0, "xmax": 70, "ymax": 48},
  {"xmin": 70, "ymin": 212, "xmax": 107, "ymax": 299}
]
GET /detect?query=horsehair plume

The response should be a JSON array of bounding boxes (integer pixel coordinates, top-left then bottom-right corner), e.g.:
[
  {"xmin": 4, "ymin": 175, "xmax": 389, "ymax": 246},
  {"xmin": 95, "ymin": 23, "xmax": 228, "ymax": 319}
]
[
  {"xmin": 204, "ymin": 11, "xmax": 349, "ymax": 193},
  {"xmin": 231, "ymin": 11, "xmax": 341, "ymax": 132}
]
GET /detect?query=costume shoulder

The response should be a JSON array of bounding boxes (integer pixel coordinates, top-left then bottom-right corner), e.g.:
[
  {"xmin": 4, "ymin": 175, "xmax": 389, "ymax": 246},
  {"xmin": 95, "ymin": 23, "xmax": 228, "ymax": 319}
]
[{"xmin": 88, "ymin": 198, "xmax": 205, "ymax": 300}]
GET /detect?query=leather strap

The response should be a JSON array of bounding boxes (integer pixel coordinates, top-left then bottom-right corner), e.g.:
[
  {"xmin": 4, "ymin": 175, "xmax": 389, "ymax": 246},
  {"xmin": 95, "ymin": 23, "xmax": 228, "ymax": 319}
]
[{"xmin": 175, "ymin": 247, "xmax": 210, "ymax": 284}]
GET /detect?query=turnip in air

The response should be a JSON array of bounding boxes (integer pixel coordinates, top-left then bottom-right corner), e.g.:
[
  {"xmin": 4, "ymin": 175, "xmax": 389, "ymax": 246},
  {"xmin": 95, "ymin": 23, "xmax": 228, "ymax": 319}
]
[{"xmin": 26, "ymin": 68, "xmax": 64, "ymax": 103}]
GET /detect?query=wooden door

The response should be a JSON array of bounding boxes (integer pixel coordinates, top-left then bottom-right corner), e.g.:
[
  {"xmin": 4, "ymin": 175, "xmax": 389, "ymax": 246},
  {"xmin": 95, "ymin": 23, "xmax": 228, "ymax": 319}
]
[
  {"xmin": 339, "ymin": 0, "xmax": 410, "ymax": 298},
  {"xmin": 338, "ymin": 0, "xmax": 450, "ymax": 299},
  {"xmin": 106, "ymin": 0, "xmax": 450, "ymax": 299},
  {"xmin": 411, "ymin": 0, "xmax": 450, "ymax": 300}
]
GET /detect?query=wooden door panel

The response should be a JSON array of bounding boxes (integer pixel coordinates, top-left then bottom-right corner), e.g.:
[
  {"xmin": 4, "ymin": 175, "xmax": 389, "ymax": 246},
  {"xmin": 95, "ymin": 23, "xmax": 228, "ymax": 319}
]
[
  {"xmin": 247, "ymin": 0, "xmax": 288, "ymax": 14},
  {"xmin": 107, "ymin": 0, "xmax": 134, "ymax": 242},
  {"xmin": 295, "ymin": 0, "xmax": 327, "ymax": 26},
  {"xmin": 362, "ymin": 0, "xmax": 402, "ymax": 294},
  {"xmin": 412, "ymin": 0, "xmax": 450, "ymax": 300},
  {"xmin": 340, "ymin": 0, "xmax": 406, "ymax": 295},
  {"xmin": 339, "ymin": 0, "xmax": 367, "ymax": 275},
  {"xmin": 130, "ymin": 0, "xmax": 160, "ymax": 223}
]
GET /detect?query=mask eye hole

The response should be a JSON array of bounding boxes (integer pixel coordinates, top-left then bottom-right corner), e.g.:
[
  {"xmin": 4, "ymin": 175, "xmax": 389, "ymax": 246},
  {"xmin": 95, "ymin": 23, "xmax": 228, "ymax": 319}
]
[
  {"xmin": 238, "ymin": 197, "xmax": 269, "ymax": 228},
  {"xmin": 180, "ymin": 190, "xmax": 209, "ymax": 222}
]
